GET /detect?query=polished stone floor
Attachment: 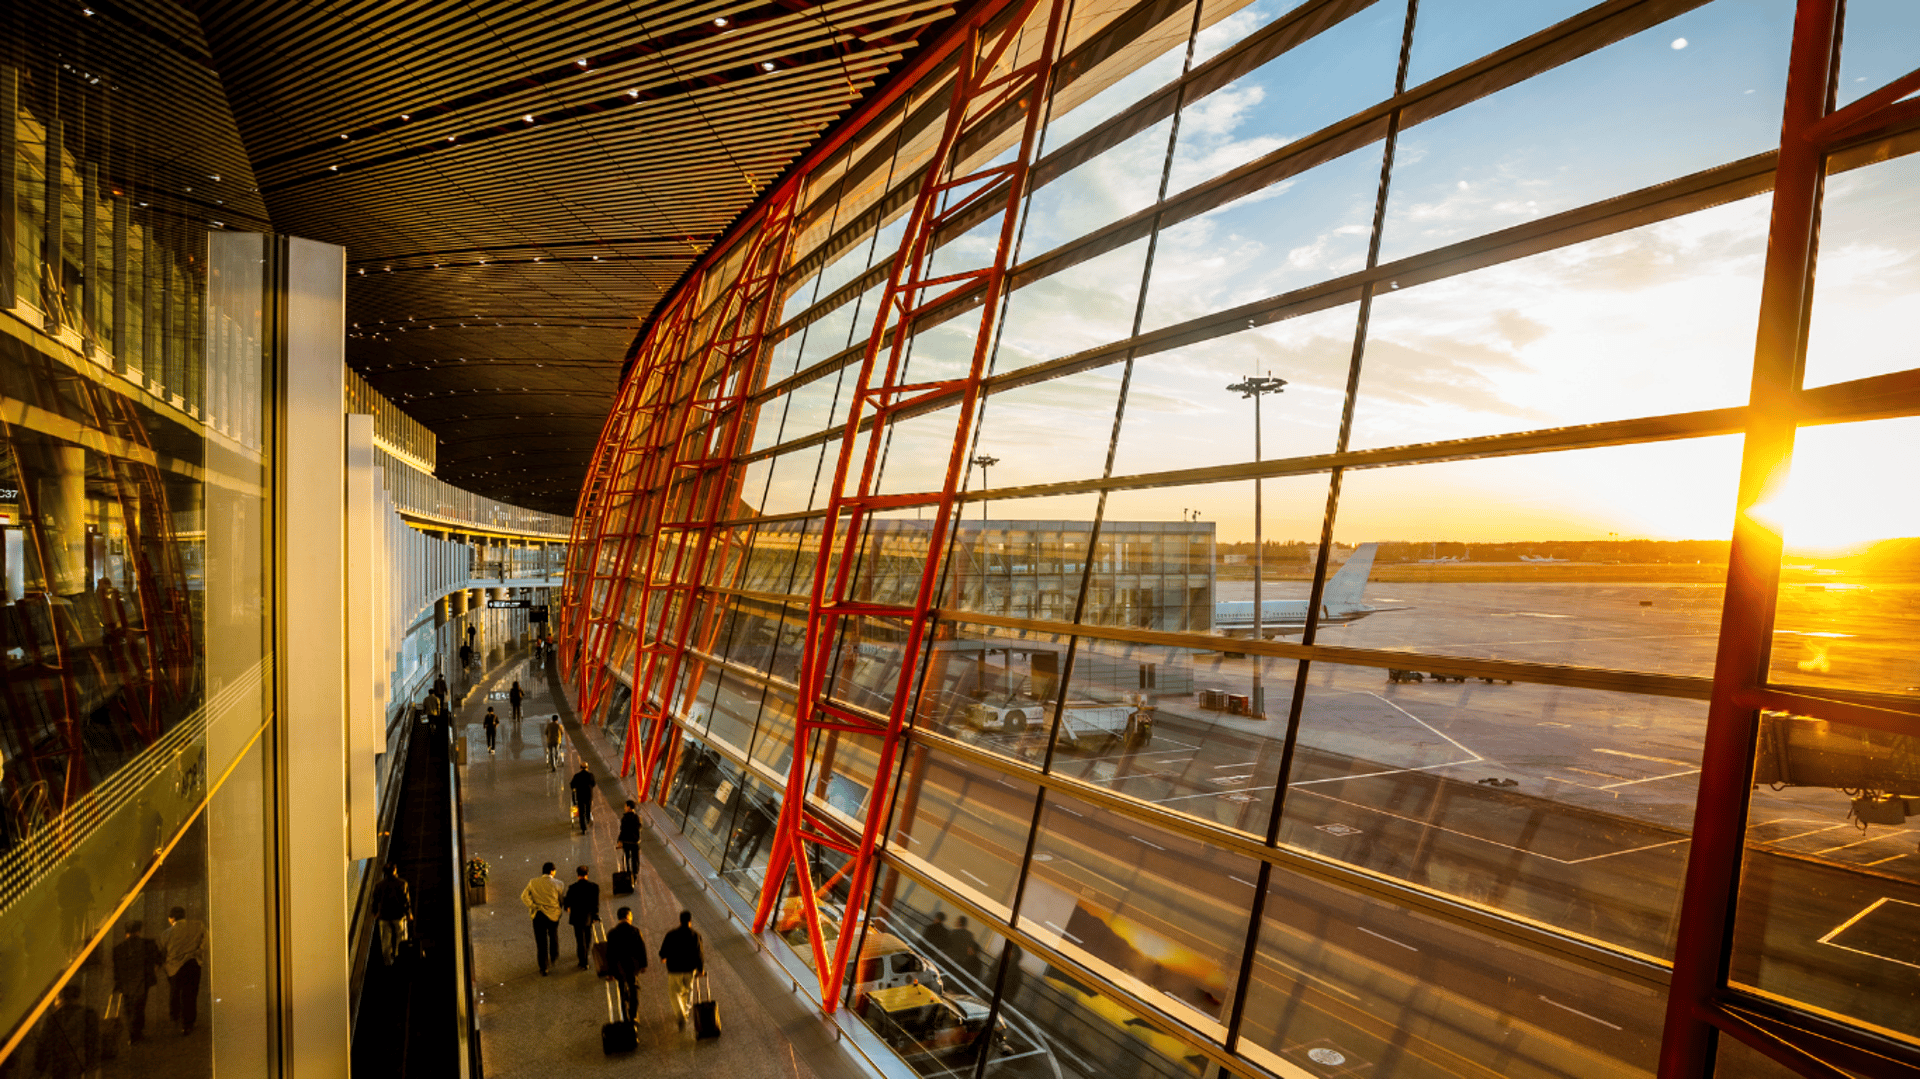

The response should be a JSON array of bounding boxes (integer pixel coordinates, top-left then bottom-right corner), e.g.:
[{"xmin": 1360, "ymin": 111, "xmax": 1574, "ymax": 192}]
[{"xmin": 453, "ymin": 644, "xmax": 867, "ymax": 1078}]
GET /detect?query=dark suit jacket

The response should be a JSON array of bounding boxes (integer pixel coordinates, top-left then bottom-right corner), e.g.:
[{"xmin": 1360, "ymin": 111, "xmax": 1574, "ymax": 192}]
[
  {"xmin": 563, "ymin": 879, "xmax": 601, "ymax": 926},
  {"xmin": 605, "ymin": 921, "xmax": 648, "ymax": 979},
  {"xmin": 111, "ymin": 935, "xmax": 162, "ymax": 993}
]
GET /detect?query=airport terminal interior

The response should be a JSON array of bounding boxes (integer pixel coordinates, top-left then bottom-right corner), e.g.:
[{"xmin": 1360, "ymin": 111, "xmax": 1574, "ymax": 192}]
[{"xmin": 2, "ymin": 0, "xmax": 1917, "ymax": 1076}]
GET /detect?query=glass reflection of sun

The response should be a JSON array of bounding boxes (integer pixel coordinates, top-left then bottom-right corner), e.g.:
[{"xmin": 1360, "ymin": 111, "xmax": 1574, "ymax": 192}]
[{"xmin": 1751, "ymin": 421, "xmax": 1920, "ymax": 553}]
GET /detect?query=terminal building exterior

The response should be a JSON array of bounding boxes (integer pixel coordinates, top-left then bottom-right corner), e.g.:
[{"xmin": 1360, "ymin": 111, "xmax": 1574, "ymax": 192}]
[{"xmin": 3, "ymin": 0, "xmax": 1918, "ymax": 1077}]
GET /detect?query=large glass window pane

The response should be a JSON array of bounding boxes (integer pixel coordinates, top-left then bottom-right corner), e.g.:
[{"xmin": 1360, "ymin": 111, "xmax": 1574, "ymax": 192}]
[
  {"xmin": 1046, "ymin": 633, "xmax": 1300, "ymax": 838},
  {"xmin": 1243, "ymin": 863, "xmax": 1665, "ymax": 1078},
  {"xmin": 1801, "ymin": 151, "xmax": 1920, "ymax": 389},
  {"xmin": 1041, "ymin": 1, "xmax": 1195, "ymax": 153},
  {"xmin": 856, "ymin": 866, "xmax": 1050, "ymax": 1073},
  {"xmin": 1280, "ymin": 661, "xmax": 1706, "ymax": 960},
  {"xmin": 1112, "ymin": 307, "xmax": 1357, "ymax": 476},
  {"xmin": 994, "ymin": 238, "xmax": 1152, "ymax": 372},
  {"xmin": 1019, "ymin": 793, "xmax": 1260, "ymax": 1036},
  {"xmin": 1836, "ymin": 0, "xmax": 1920, "ymax": 108},
  {"xmin": 890, "ymin": 745, "xmax": 1037, "ymax": 917},
  {"xmin": 1190, "ymin": 0, "xmax": 1309, "ymax": 68},
  {"xmin": 1023, "ymin": 118, "xmax": 1174, "ymax": 256},
  {"xmin": 920, "ymin": 621, "xmax": 1080, "ymax": 770},
  {"xmin": 1761, "ymin": 417, "xmax": 1920, "ymax": 697},
  {"xmin": 973, "ymin": 367, "xmax": 1126, "ymax": 490},
  {"xmin": 1166, "ymin": 3, "xmax": 1401, "ymax": 195},
  {"xmin": 1352, "ymin": 196, "xmax": 1770, "ymax": 448},
  {"xmin": 940, "ymin": 505, "xmax": 1101, "ymax": 630},
  {"xmin": 1142, "ymin": 145, "xmax": 1380, "ymax": 332},
  {"xmin": 1380, "ymin": 2, "xmax": 1794, "ymax": 263},
  {"xmin": 1735, "ymin": 712, "xmax": 1920, "ymax": 1042},
  {"xmin": 1404, "ymin": 0, "xmax": 1592, "ymax": 87},
  {"xmin": 1330, "ymin": 438, "xmax": 1743, "ymax": 676}
]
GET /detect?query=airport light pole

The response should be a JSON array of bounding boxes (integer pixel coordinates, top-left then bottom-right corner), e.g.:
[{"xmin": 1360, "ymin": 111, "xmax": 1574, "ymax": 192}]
[
  {"xmin": 1226, "ymin": 375, "xmax": 1286, "ymax": 718},
  {"xmin": 970, "ymin": 453, "xmax": 999, "ymax": 522}
]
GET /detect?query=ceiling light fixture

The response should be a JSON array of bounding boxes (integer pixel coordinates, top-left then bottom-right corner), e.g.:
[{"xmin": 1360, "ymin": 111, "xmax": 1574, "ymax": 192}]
[
  {"xmin": 762, "ymin": 61, "xmax": 775, "ymax": 70},
  {"xmin": 713, "ymin": 16, "xmax": 727, "ymax": 25},
  {"xmin": 524, "ymin": 114, "xmax": 535, "ymax": 122}
]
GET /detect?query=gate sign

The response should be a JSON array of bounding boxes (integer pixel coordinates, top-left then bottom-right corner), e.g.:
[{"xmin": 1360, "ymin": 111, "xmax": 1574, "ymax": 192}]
[{"xmin": 488, "ymin": 599, "xmax": 533, "ymax": 609}]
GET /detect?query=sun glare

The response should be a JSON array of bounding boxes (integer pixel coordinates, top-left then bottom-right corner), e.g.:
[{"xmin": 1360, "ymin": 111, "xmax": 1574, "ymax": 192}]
[{"xmin": 1750, "ymin": 418, "xmax": 1920, "ymax": 553}]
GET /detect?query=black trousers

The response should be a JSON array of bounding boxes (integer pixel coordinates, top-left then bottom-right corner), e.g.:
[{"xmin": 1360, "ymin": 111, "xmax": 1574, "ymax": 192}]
[
  {"xmin": 123, "ymin": 985, "xmax": 151, "ymax": 1039},
  {"xmin": 533, "ymin": 913, "xmax": 560, "ymax": 972},
  {"xmin": 169, "ymin": 960, "xmax": 201, "ymax": 1032},
  {"xmin": 614, "ymin": 974, "xmax": 639, "ymax": 1021},
  {"xmin": 621, "ymin": 842, "xmax": 640, "ymax": 876},
  {"xmin": 575, "ymin": 799, "xmax": 592, "ymax": 833},
  {"xmin": 572, "ymin": 921, "xmax": 594, "ymax": 967}
]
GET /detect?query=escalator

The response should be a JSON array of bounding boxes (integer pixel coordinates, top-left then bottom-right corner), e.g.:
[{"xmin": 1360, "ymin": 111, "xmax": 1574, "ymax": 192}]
[{"xmin": 350, "ymin": 718, "xmax": 478, "ymax": 1077}]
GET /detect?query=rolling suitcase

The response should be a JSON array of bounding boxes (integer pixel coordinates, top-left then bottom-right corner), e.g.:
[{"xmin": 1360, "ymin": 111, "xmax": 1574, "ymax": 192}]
[
  {"xmin": 590, "ymin": 921, "xmax": 612, "ymax": 979},
  {"xmin": 691, "ymin": 972, "xmax": 722, "ymax": 1040},
  {"xmin": 599, "ymin": 924, "xmax": 636, "ymax": 1055},
  {"xmin": 612, "ymin": 870, "xmax": 634, "ymax": 895}
]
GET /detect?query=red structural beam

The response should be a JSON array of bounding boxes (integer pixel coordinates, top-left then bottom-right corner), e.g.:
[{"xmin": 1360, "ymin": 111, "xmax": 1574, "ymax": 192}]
[{"xmin": 751, "ymin": 0, "xmax": 1070, "ymax": 1011}]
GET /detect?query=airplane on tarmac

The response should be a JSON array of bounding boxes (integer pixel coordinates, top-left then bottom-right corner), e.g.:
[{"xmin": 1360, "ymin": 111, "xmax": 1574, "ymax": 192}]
[
  {"xmin": 1213, "ymin": 543, "xmax": 1402, "ymax": 638},
  {"xmin": 1519, "ymin": 554, "xmax": 1568, "ymax": 563}
]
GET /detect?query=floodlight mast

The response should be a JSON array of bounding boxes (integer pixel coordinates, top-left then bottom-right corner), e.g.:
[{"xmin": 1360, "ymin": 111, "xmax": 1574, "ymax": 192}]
[
  {"xmin": 1225, "ymin": 375, "xmax": 1286, "ymax": 718},
  {"xmin": 970, "ymin": 453, "xmax": 1000, "ymax": 521}
]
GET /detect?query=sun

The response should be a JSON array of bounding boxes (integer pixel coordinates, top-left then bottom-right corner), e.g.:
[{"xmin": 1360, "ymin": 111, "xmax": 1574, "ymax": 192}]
[{"xmin": 1748, "ymin": 418, "xmax": 1920, "ymax": 554}]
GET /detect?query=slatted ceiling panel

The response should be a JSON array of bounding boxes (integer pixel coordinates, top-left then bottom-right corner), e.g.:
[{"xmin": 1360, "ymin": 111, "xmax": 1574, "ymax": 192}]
[{"xmin": 192, "ymin": 0, "xmax": 958, "ymax": 515}]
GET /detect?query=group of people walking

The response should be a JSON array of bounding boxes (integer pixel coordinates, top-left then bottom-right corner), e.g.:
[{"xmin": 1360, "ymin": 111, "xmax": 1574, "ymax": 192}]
[{"xmin": 518, "ymin": 863, "xmax": 707, "ymax": 1031}]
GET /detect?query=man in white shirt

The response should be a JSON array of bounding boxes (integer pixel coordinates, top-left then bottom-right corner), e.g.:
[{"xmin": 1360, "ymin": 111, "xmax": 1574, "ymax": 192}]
[{"xmin": 519, "ymin": 862, "xmax": 566, "ymax": 975}]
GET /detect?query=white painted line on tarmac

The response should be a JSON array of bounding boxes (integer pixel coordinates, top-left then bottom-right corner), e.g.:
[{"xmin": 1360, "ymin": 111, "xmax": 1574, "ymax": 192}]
[
  {"xmin": 1865, "ymin": 853, "xmax": 1910, "ymax": 866},
  {"xmin": 1363, "ymin": 692, "xmax": 1482, "ymax": 760},
  {"xmin": 1287, "ymin": 759, "xmax": 1479, "ymax": 787},
  {"xmin": 1215, "ymin": 760, "xmax": 1259, "ymax": 769},
  {"xmin": 1813, "ymin": 829, "xmax": 1912, "ymax": 856},
  {"xmin": 1157, "ymin": 784, "xmax": 1278, "ymax": 803},
  {"xmin": 1356, "ymin": 926, "xmax": 1418, "ymax": 952},
  {"xmin": 1766, "ymin": 822, "xmax": 1851, "ymax": 843},
  {"xmin": 1817, "ymin": 898, "xmax": 1920, "ymax": 971},
  {"xmin": 1538, "ymin": 995, "xmax": 1622, "ymax": 1030},
  {"xmin": 1230, "ymin": 875, "xmax": 1258, "ymax": 888},
  {"xmin": 1565, "ymin": 767, "xmax": 1628, "ymax": 781},
  {"xmin": 1600, "ymin": 768, "xmax": 1699, "ymax": 789},
  {"xmin": 1297, "ymin": 787, "xmax": 1693, "ymax": 865},
  {"xmin": 1593, "ymin": 748, "xmax": 1696, "ymax": 768},
  {"xmin": 959, "ymin": 868, "xmax": 989, "ymax": 886},
  {"xmin": 1135, "ymin": 838, "xmax": 1166, "ymax": 851}
]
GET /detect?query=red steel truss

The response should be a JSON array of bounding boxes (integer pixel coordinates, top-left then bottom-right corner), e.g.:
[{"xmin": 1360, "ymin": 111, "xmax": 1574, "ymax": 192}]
[
  {"xmin": 557, "ymin": 367, "xmax": 647, "ymax": 684},
  {"xmin": 749, "ymin": 0, "xmax": 1069, "ymax": 1010},
  {"xmin": 625, "ymin": 188, "xmax": 802, "ymax": 793},
  {"xmin": 565, "ymin": 293, "xmax": 700, "ymax": 720}
]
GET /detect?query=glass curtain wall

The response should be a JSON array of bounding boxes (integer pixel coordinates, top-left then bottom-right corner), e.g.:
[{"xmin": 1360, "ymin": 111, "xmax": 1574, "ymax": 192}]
[
  {"xmin": 572, "ymin": 1, "xmax": 1920, "ymax": 1077},
  {"xmin": 3, "ymin": 2, "xmax": 286, "ymax": 1073}
]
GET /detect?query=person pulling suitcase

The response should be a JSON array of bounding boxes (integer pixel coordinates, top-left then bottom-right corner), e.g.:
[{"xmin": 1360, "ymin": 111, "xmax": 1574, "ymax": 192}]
[{"xmin": 658, "ymin": 910, "xmax": 704, "ymax": 1032}]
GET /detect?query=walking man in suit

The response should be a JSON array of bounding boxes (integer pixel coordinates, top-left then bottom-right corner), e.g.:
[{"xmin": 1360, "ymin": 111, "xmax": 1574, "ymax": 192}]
[
  {"xmin": 658, "ymin": 910, "xmax": 704, "ymax": 1030},
  {"xmin": 570, "ymin": 763, "xmax": 597, "ymax": 833},
  {"xmin": 605, "ymin": 907, "xmax": 649, "ymax": 1022},
  {"xmin": 618, "ymin": 800, "xmax": 642, "ymax": 877},
  {"xmin": 162, "ymin": 906, "xmax": 206, "ymax": 1035},
  {"xmin": 111, "ymin": 921, "xmax": 162, "ymax": 1042},
  {"xmin": 562, "ymin": 866, "xmax": 601, "ymax": 970}
]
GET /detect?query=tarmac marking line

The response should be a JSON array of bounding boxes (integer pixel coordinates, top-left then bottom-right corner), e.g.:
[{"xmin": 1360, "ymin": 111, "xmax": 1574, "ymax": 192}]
[
  {"xmin": 1766, "ymin": 822, "xmax": 1851, "ymax": 843},
  {"xmin": 1593, "ymin": 748, "xmax": 1696, "ymax": 768},
  {"xmin": 1599, "ymin": 768, "xmax": 1700, "ymax": 789},
  {"xmin": 1361, "ymin": 692, "xmax": 1483, "ymax": 760},
  {"xmin": 1156, "ymin": 784, "xmax": 1279, "ymax": 803},
  {"xmin": 1817, "ymin": 898, "xmax": 1920, "ymax": 971},
  {"xmin": 1537, "ymin": 995, "xmax": 1622, "ymax": 1031},
  {"xmin": 1865, "ymin": 854, "xmax": 1910, "ymax": 866},
  {"xmin": 1215, "ymin": 760, "xmax": 1260, "ymax": 769},
  {"xmin": 1357, "ymin": 926, "xmax": 1419, "ymax": 952},
  {"xmin": 1565, "ymin": 767, "xmax": 1628, "ymax": 781},
  {"xmin": 1287, "ymin": 759, "xmax": 1481, "ymax": 787},
  {"xmin": 1813, "ymin": 829, "xmax": 1913, "ymax": 856}
]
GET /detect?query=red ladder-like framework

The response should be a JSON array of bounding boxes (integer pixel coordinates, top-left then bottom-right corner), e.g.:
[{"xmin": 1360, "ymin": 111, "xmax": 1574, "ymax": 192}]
[
  {"xmin": 557, "ymin": 371, "xmax": 646, "ymax": 685},
  {"xmin": 751, "ymin": 0, "xmax": 1068, "ymax": 1010},
  {"xmin": 625, "ymin": 189, "xmax": 802, "ymax": 791},
  {"xmin": 566, "ymin": 295, "xmax": 699, "ymax": 721}
]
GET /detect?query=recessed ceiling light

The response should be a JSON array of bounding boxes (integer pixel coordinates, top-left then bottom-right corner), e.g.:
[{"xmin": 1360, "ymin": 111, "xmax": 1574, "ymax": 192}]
[
  {"xmin": 524, "ymin": 114, "xmax": 535, "ymax": 123},
  {"xmin": 401, "ymin": 114, "xmax": 410, "ymax": 120},
  {"xmin": 340, "ymin": 133, "xmax": 350, "ymax": 140},
  {"xmin": 577, "ymin": 57, "xmax": 589, "ymax": 66},
  {"xmin": 762, "ymin": 61, "xmax": 775, "ymax": 70}
]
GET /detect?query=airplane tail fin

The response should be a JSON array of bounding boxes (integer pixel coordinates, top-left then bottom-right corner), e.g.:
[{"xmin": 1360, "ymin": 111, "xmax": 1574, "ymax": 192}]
[{"xmin": 1323, "ymin": 543, "xmax": 1377, "ymax": 610}]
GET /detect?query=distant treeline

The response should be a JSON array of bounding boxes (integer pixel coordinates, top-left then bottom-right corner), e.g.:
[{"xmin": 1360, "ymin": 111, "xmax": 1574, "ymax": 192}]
[{"xmin": 1215, "ymin": 539, "xmax": 1735, "ymax": 564}]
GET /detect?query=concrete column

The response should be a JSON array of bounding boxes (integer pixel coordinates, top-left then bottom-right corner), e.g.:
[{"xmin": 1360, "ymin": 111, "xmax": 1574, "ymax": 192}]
[{"xmin": 279, "ymin": 235, "xmax": 349, "ymax": 1076}]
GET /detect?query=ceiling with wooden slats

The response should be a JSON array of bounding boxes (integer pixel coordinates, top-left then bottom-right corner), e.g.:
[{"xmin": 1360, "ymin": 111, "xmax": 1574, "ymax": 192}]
[{"xmin": 191, "ymin": 0, "xmax": 959, "ymax": 515}]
